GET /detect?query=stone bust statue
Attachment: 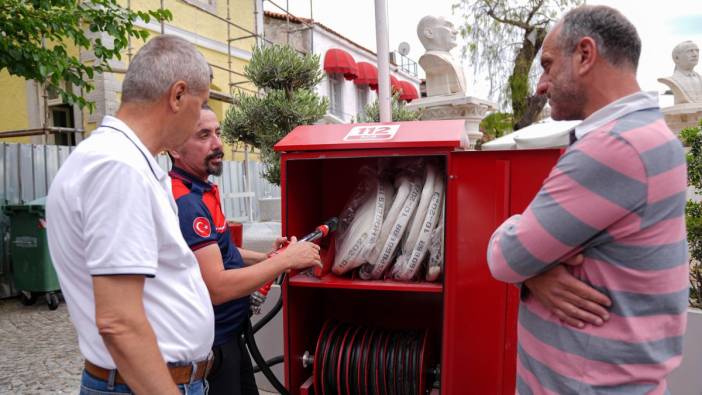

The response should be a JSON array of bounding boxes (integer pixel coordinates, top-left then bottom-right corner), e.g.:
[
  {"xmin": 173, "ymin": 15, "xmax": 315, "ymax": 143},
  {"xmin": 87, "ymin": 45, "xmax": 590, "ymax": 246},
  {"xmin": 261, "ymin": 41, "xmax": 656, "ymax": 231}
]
[
  {"xmin": 417, "ymin": 15, "xmax": 467, "ymax": 97},
  {"xmin": 658, "ymin": 40, "xmax": 702, "ymax": 104}
]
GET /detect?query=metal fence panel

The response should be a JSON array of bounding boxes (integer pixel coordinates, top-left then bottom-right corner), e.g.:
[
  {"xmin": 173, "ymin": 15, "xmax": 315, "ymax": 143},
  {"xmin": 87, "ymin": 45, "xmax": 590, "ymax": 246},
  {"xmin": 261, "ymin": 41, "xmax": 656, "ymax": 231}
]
[
  {"xmin": 0, "ymin": 143, "xmax": 278, "ymax": 220},
  {"xmin": 5, "ymin": 144, "xmax": 20, "ymax": 204},
  {"xmin": 0, "ymin": 142, "xmax": 283, "ymax": 297},
  {"xmin": 33, "ymin": 145, "xmax": 47, "ymax": 198},
  {"xmin": 57, "ymin": 146, "xmax": 70, "ymax": 167},
  {"xmin": 19, "ymin": 144, "xmax": 35, "ymax": 202},
  {"xmin": 0, "ymin": 143, "xmax": 281, "ymax": 221},
  {"xmin": 45, "ymin": 145, "xmax": 60, "ymax": 188},
  {"xmin": 156, "ymin": 154, "xmax": 171, "ymax": 173}
]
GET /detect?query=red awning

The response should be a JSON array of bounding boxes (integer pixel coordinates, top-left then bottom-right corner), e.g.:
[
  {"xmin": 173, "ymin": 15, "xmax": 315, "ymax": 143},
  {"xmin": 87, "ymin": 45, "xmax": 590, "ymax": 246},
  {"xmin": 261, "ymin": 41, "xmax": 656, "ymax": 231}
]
[
  {"xmin": 398, "ymin": 81, "xmax": 419, "ymax": 102},
  {"xmin": 323, "ymin": 48, "xmax": 358, "ymax": 81},
  {"xmin": 390, "ymin": 76, "xmax": 402, "ymax": 93},
  {"xmin": 354, "ymin": 62, "xmax": 378, "ymax": 90}
]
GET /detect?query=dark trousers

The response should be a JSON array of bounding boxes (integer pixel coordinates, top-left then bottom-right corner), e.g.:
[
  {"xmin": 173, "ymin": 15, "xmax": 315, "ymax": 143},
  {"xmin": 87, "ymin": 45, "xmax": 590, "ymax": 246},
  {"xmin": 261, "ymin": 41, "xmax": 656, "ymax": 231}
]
[{"xmin": 207, "ymin": 334, "xmax": 259, "ymax": 395}]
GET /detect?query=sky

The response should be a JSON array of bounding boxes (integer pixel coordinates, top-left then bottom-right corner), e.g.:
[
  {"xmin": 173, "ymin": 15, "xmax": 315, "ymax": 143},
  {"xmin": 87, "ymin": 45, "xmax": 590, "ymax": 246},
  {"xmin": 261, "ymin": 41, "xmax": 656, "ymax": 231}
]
[{"xmin": 264, "ymin": 0, "xmax": 702, "ymax": 108}]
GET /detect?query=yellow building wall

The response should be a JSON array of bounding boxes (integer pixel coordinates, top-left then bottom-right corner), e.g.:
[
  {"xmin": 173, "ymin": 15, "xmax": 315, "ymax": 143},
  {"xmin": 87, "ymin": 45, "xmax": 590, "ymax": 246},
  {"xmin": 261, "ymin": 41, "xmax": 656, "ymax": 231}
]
[
  {"xmin": 128, "ymin": 0, "xmax": 256, "ymax": 51},
  {"xmin": 1, "ymin": 0, "xmax": 258, "ymax": 159},
  {"xmin": 0, "ymin": 38, "xmax": 85, "ymax": 144},
  {"xmin": 113, "ymin": 0, "xmax": 258, "ymax": 160},
  {"xmin": 0, "ymin": 71, "xmax": 32, "ymax": 144}
]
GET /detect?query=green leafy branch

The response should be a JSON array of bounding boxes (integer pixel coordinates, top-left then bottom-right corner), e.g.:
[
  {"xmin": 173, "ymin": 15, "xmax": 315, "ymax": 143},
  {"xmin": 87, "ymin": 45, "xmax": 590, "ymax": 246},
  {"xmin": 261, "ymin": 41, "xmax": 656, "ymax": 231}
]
[{"xmin": 0, "ymin": 0, "xmax": 172, "ymax": 112}]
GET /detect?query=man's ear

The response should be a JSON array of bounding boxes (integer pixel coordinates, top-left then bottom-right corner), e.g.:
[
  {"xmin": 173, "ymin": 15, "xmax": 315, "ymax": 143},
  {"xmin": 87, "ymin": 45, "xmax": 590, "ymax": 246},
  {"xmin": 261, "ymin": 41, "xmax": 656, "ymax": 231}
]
[
  {"xmin": 423, "ymin": 28, "xmax": 433, "ymax": 39},
  {"xmin": 575, "ymin": 36, "xmax": 597, "ymax": 76},
  {"xmin": 168, "ymin": 149, "xmax": 181, "ymax": 161},
  {"xmin": 169, "ymin": 81, "xmax": 188, "ymax": 112}
]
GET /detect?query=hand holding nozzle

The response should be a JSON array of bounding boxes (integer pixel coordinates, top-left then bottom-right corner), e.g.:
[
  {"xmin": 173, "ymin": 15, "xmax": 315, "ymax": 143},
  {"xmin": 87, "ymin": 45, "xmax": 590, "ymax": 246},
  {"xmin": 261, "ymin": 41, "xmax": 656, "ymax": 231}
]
[
  {"xmin": 275, "ymin": 236, "xmax": 322, "ymax": 271},
  {"xmin": 251, "ymin": 217, "xmax": 338, "ymax": 314},
  {"xmin": 267, "ymin": 217, "xmax": 339, "ymax": 269}
]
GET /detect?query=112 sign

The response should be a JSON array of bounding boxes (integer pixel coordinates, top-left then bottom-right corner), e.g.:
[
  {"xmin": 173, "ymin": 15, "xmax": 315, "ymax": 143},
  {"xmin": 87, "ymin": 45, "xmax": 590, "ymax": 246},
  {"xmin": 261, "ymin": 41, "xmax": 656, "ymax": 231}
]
[{"xmin": 343, "ymin": 125, "xmax": 400, "ymax": 141}]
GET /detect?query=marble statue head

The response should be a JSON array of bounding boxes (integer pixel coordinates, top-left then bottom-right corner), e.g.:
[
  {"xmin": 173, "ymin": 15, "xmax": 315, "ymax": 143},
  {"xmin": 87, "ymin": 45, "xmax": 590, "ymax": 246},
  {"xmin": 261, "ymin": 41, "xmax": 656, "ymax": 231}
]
[
  {"xmin": 417, "ymin": 16, "xmax": 458, "ymax": 52},
  {"xmin": 672, "ymin": 41, "xmax": 699, "ymax": 72}
]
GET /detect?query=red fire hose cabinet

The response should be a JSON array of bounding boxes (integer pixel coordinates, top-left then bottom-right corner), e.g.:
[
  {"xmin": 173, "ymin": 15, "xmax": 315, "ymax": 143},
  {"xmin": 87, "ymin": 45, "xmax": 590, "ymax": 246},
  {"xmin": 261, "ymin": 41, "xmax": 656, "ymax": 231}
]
[{"xmin": 275, "ymin": 120, "xmax": 560, "ymax": 395}]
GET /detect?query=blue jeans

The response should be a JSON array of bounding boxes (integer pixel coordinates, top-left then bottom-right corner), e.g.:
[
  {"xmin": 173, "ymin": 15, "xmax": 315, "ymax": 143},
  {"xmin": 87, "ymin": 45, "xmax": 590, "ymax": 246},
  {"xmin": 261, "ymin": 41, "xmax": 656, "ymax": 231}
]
[{"xmin": 79, "ymin": 370, "xmax": 208, "ymax": 395}]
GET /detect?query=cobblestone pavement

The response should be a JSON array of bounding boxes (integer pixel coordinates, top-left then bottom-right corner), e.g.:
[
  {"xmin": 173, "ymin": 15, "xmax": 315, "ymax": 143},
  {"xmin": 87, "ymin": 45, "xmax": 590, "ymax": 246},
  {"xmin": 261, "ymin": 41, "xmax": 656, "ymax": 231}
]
[
  {"xmin": 0, "ymin": 297, "xmax": 82, "ymax": 394},
  {"xmin": 0, "ymin": 297, "xmax": 279, "ymax": 395}
]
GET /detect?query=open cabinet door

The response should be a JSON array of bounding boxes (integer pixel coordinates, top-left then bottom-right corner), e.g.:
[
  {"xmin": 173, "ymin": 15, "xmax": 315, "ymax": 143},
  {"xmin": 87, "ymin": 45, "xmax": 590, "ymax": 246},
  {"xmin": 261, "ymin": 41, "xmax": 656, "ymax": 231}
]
[{"xmin": 443, "ymin": 149, "xmax": 560, "ymax": 395}]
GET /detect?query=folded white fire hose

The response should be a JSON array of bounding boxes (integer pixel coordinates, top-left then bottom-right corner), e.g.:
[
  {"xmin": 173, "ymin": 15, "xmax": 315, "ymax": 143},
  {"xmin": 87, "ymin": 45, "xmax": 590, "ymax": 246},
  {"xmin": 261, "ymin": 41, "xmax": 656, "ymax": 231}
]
[
  {"xmin": 332, "ymin": 163, "xmax": 445, "ymax": 282},
  {"xmin": 360, "ymin": 176, "xmax": 421, "ymax": 280},
  {"xmin": 401, "ymin": 165, "xmax": 438, "ymax": 255},
  {"xmin": 425, "ymin": 202, "xmax": 445, "ymax": 282},
  {"xmin": 332, "ymin": 179, "xmax": 394, "ymax": 275},
  {"xmin": 391, "ymin": 168, "xmax": 444, "ymax": 281}
]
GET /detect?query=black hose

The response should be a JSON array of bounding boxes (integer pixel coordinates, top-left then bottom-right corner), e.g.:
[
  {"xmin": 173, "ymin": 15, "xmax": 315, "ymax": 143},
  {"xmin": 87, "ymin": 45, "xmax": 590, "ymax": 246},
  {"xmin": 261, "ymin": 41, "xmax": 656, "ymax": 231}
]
[
  {"xmin": 243, "ymin": 318, "xmax": 289, "ymax": 395},
  {"xmin": 252, "ymin": 289, "xmax": 283, "ymax": 334},
  {"xmin": 252, "ymin": 273, "xmax": 286, "ymax": 334},
  {"xmin": 252, "ymin": 355, "xmax": 284, "ymax": 373}
]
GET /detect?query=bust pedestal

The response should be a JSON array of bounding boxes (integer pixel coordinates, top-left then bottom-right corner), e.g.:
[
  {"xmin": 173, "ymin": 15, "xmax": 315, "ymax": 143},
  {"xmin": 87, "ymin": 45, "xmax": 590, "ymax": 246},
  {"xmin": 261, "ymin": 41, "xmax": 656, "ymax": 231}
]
[
  {"xmin": 661, "ymin": 103, "xmax": 702, "ymax": 134},
  {"xmin": 405, "ymin": 94, "xmax": 496, "ymax": 149}
]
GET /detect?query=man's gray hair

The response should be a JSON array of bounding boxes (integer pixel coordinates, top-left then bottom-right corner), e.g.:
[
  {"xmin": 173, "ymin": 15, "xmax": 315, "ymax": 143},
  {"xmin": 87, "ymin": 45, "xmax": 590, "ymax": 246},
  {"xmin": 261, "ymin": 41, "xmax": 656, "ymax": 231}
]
[
  {"xmin": 558, "ymin": 5, "xmax": 641, "ymax": 70},
  {"xmin": 122, "ymin": 34, "xmax": 211, "ymax": 103}
]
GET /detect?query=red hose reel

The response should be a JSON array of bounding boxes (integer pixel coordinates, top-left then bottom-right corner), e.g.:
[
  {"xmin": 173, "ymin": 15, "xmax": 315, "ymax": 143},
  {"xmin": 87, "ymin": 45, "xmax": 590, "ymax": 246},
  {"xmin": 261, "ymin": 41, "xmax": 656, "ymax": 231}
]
[{"xmin": 310, "ymin": 320, "xmax": 431, "ymax": 395}]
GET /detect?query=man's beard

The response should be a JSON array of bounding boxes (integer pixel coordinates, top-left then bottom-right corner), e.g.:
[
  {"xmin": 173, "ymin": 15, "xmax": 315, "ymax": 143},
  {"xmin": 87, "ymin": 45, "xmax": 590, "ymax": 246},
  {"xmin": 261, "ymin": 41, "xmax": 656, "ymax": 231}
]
[
  {"xmin": 205, "ymin": 150, "xmax": 224, "ymax": 176},
  {"xmin": 549, "ymin": 68, "xmax": 586, "ymax": 121}
]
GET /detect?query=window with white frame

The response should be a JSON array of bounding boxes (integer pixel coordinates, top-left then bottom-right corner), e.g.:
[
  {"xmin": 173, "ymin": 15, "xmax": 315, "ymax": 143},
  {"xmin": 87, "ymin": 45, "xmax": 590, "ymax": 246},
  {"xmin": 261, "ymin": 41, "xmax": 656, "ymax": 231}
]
[
  {"xmin": 328, "ymin": 74, "xmax": 344, "ymax": 118},
  {"xmin": 356, "ymin": 85, "xmax": 370, "ymax": 119}
]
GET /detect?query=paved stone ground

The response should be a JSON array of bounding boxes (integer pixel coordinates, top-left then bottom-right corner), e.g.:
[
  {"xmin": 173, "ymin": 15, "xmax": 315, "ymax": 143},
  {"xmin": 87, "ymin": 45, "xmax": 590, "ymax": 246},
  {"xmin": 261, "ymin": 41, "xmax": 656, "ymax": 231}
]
[
  {"xmin": 0, "ymin": 297, "xmax": 278, "ymax": 395},
  {"xmin": 0, "ymin": 297, "xmax": 82, "ymax": 394}
]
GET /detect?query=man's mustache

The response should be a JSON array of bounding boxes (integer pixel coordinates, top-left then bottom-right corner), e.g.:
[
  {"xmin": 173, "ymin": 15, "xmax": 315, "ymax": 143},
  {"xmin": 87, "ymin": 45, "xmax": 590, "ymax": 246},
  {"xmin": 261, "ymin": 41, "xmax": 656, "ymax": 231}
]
[{"xmin": 205, "ymin": 150, "xmax": 224, "ymax": 161}]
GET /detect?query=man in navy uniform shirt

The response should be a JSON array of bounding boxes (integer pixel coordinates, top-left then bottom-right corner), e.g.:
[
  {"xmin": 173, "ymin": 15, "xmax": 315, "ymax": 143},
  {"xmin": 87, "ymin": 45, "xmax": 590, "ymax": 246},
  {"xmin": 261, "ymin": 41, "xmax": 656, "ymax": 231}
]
[{"xmin": 169, "ymin": 106, "xmax": 321, "ymax": 395}]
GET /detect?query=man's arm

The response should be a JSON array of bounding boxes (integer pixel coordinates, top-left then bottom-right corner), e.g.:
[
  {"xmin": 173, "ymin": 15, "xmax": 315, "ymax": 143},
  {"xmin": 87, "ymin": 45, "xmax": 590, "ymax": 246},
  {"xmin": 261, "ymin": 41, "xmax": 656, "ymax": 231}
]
[
  {"xmin": 524, "ymin": 256, "xmax": 611, "ymax": 328},
  {"xmin": 487, "ymin": 132, "xmax": 647, "ymax": 283},
  {"xmin": 487, "ymin": 132, "xmax": 646, "ymax": 324},
  {"xmin": 195, "ymin": 239, "xmax": 321, "ymax": 305},
  {"xmin": 237, "ymin": 236, "xmax": 288, "ymax": 266},
  {"xmin": 238, "ymin": 248, "xmax": 267, "ymax": 266},
  {"xmin": 93, "ymin": 275, "xmax": 179, "ymax": 395}
]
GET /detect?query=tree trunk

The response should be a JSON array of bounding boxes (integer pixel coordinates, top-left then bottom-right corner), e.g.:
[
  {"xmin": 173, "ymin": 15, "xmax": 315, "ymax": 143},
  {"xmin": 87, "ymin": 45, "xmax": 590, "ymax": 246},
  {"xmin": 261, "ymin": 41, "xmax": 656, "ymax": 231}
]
[
  {"xmin": 514, "ymin": 94, "xmax": 547, "ymax": 130},
  {"xmin": 509, "ymin": 27, "xmax": 547, "ymax": 130}
]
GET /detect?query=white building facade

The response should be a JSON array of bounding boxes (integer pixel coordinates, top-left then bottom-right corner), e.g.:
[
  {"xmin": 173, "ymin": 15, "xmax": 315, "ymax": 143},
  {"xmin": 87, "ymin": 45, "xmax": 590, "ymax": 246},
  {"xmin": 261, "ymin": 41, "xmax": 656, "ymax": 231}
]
[{"xmin": 264, "ymin": 12, "xmax": 420, "ymax": 123}]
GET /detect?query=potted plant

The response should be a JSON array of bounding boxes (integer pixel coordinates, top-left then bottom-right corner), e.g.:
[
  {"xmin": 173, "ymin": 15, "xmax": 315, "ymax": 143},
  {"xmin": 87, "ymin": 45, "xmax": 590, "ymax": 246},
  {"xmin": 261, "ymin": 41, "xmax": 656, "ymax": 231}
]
[{"xmin": 222, "ymin": 44, "xmax": 327, "ymax": 186}]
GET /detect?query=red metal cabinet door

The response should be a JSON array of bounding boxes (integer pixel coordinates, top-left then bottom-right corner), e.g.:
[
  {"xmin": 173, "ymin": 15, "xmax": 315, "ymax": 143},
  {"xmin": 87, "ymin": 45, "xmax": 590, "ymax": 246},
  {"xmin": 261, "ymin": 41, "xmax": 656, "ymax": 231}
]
[
  {"xmin": 442, "ymin": 150, "xmax": 560, "ymax": 395},
  {"xmin": 443, "ymin": 152, "xmax": 511, "ymax": 394}
]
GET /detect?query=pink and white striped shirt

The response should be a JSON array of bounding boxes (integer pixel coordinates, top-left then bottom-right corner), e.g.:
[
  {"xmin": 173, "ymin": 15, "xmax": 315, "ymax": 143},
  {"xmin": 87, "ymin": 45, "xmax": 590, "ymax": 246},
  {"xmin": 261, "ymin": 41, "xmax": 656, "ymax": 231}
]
[{"xmin": 488, "ymin": 92, "xmax": 688, "ymax": 395}]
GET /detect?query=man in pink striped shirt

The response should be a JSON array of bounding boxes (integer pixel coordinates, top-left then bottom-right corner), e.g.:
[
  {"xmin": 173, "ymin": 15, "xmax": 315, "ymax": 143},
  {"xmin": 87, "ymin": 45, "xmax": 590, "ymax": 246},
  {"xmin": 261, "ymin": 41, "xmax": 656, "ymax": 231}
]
[{"xmin": 488, "ymin": 5, "xmax": 688, "ymax": 394}]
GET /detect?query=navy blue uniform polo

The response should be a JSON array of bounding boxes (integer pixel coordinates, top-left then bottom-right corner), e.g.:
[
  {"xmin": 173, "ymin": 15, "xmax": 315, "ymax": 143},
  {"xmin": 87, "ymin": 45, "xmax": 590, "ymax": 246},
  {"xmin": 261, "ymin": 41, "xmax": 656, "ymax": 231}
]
[{"xmin": 170, "ymin": 166, "xmax": 249, "ymax": 346}]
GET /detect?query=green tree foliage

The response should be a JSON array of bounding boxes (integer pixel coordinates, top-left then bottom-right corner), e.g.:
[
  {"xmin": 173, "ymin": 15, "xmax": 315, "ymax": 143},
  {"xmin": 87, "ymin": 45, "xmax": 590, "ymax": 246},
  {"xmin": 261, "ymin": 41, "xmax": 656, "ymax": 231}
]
[
  {"xmin": 453, "ymin": 0, "xmax": 582, "ymax": 130},
  {"xmin": 0, "ymin": 0, "xmax": 171, "ymax": 111},
  {"xmin": 357, "ymin": 93, "xmax": 421, "ymax": 123},
  {"xmin": 222, "ymin": 45, "xmax": 327, "ymax": 185},
  {"xmin": 480, "ymin": 111, "xmax": 513, "ymax": 141},
  {"xmin": 680, "ymin": 122, "xmax": 702, "ymax": 309}
]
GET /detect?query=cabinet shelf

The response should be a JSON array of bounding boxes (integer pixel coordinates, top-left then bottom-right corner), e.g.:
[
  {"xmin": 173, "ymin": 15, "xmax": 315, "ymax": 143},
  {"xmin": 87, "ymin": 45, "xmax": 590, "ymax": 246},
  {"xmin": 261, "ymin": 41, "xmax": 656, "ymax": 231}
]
[{"xmin": 288, "ymin": 272, "xmax": 443, "ymax": 293}]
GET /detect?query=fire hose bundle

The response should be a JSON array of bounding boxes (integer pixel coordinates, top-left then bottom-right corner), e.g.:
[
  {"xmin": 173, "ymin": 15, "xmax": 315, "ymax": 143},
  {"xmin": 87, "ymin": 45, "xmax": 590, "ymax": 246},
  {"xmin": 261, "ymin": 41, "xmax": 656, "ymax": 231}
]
[
  {"xmin": 333, "ymin": 160, "xmax": 445, "ymax": 282},
  {"xmin": 312, "ymin": 320, "xmax": 430, "ymax": 395}
]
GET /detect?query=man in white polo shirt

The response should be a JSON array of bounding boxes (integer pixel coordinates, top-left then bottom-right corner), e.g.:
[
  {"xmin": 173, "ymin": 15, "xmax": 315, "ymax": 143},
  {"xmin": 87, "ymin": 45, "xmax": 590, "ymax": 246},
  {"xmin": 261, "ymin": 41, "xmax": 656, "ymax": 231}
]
[{"xmin": 47, "ymin": 35, "xmax": 214, "ymax": 395}]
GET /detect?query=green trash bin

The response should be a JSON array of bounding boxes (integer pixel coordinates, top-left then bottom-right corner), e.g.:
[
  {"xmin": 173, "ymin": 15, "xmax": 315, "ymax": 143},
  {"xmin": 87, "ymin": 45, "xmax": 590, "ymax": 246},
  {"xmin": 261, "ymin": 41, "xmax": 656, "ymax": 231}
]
[
  {"xmin": 0, "ymin": 201, "xmax": 16, "ymax": 299},
  {"xmin": 4, "ymin": 197, "xmax": 61, "ymax": 310}
]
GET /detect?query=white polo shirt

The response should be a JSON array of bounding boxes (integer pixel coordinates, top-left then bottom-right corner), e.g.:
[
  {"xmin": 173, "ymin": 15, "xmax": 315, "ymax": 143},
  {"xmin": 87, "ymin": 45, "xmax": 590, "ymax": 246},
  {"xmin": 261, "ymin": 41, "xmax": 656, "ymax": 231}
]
[{"xmin": 46, "ymin": 116, "xmax": 214, "ymax": 368}]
